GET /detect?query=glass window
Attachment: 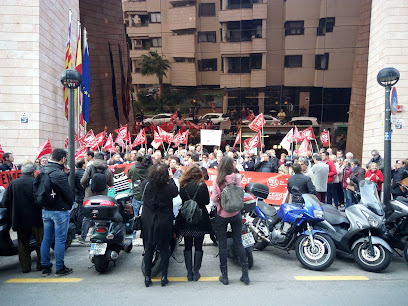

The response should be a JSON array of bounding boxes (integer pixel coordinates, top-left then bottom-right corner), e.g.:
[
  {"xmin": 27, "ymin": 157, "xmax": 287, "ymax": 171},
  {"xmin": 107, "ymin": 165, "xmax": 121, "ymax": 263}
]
[
  {"xmin": 284, "ymin": 55, "xmax": 302, "ymax": 68},
  {"xmin": 250, "ymin": 53, "xmax": 262, "ymax": 69},
  {"xmin": 150, "ymin": 37, "xmax": 162, "ymax": 47},
  {"xmin": 199, "ymin": 3, "xmax": 216, "ymax": 16},
  {"xmin": 317, "ymin": 17, "xmax": 335, "ymax": 36},
  {"xmin": 228, "ymin": 57, "xmax": 250, "ymax": 73},
  {"xmin": 149, "ymin": 12, "xmax": 161, "ymax": 23},
  {"xmin": 315, "ymin": 53, "xmax": 329, "ymax": 70},
  {"xmin": 284, "ymin": 21, "xmax": 304, "ymax": 36},
  {"xmin": 198, "ymin": 31, "xmax": 216, "ymax": 43},
  {"xmin": 198, "ymin": 59, "xmax": 217, "ymax": 71}
]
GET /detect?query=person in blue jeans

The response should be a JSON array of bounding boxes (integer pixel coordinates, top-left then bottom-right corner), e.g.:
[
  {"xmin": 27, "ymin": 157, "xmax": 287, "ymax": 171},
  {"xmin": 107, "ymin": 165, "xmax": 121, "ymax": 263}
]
[{"xmin": 40, "ymin": 149, "xmax": 74, "ymax": 277}]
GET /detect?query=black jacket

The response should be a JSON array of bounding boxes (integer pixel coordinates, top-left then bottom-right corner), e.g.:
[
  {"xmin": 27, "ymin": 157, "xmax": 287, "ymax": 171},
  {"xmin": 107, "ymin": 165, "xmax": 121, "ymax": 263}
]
[
  {"xmin": 127, "ymin": 162, "xmax": 150, "ymax": 201},
  {"xmin": 176, "ymin": 182, "xmax": 210, "ymax": 234},
  {"xmin": 75, "ymin": 168, "xmax": 85, "ymax": 202},
  {"xmin": 141, "ymin": 179, "xmax": 178, "ymax": 248},
  {"xmin": 287, "ymin": 173, "xmax": 316, "ymax": 204},
  {"xmin": 43, "ymin": 161, "xmax": 74, "ymax": 211},
  {"xmin": 392, "ymin": 166, "xmax": 408, "ymax": 196},
  {"xmin": 1, "ymin": 174, "xmax": 43, "ymax": 230}
]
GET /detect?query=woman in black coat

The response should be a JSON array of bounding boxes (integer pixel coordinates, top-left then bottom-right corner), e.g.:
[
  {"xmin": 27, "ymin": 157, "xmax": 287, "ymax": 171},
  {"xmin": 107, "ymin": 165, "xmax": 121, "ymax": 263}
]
[
  {"xmin": 141, "ymin": 163, "xmax": 178, "ymax": 287},
  {"xmin": 177, "ymin": 165, "xmax": 210, "ymax": 281}
]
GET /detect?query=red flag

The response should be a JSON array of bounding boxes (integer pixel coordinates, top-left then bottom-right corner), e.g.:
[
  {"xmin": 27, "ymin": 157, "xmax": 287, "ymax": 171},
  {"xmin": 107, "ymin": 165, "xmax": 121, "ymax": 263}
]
[
  {"xmin": 151, "ymin": 131, "xmax": 163, "ymax": 149},
  {"xmin": 187, "ymin": 121, "xmax": 200, "ymax": 130},
  {"xmin": 279, "ymin": 128, "xmax": 294, "ymax": 152},
  {"xmin": 175, "ymin": 118, "xmax": 184, "ymax": 127},
  {"xmin": 170, "ymin": 112, "xmax": 178, "ymax": 121},
  {"xmin": 248, "ymin": 113, "xmax": 266, "ymax": 132},
  {"xmin": 157, "ymin": 126, "xmax": 174, "ymax": 144},
  {"xmin": 172, "ymin": 130, "xmax": 182, "ymax": 147},
  {"xmin": 180, "ymin": 130, "xmax": 189, "ymax": 144},
  {"xmin": 114, "ymin": 125, "xmax": 128, "ymax": 140},
  {"xmin": 320, "ymin": 130, "xmax": 330, "ymax": 147},
  {"xmin": 132, "ymin": 129, "xmax": 147, "ymax": 147},
  {"xmin": 64, "ymin": 137, "xmax": 69, "ymax": 149},
  {"xmin": 159, "ymin": 121, "xmax": 174, "ymax": 133},
  {"xmin": 232, "ymin": 128, "xmax": 241, "ymax": 149},
  {"xmin": 91, "ymin": 131, "xmax": 107, "ymax": 150},
  {"xmin": 36, "ymin": 139, "xmax": 53, "ymax": 159},
  {"xmin": 246, "ymin": 112, "xmax": 255, "ymax": 122},
  {"xmin": 0, "ymin": 144, "xmax": 5, "ymax": 159},
  {"xmin": 75, "ymin": 146, "xmax": 88, "ymax": 159},
  {"xmin": 104, "ymin": 133, "xmax": 115, "ymax": 152},
  {"xmin": 243, "ymin": 132, "xmax": 261, "ymax": 151},
  {"xmin": 300, "ymin": 127, "xmax": 316, "ymax": 141},
  {"xmin": 293, "ymin": 126, "xmax": 302, "ymax": 143},
  {"xmin": 79, "ymin": 129, "xmax": 96, "ymax": 147},
  {"xmin": 297, "ymin": 139, "xmax": 311, "ymax": 157}
]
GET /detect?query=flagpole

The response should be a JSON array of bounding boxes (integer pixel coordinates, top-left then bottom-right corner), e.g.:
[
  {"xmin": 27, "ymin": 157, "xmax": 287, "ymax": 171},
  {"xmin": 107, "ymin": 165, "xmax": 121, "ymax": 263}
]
[{"xmin": 328, "ymin": 130, "xmax": 331, "ymax": 150}]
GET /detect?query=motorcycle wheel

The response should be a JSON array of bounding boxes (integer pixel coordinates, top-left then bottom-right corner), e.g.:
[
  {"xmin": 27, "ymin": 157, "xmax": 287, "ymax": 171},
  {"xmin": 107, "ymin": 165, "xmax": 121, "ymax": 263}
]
[
  {"xmin": 124, "ymin": 240, "xmax": 133, "ymax": 253},
  {"xmin": 251, "ymin": 217, "xmax": 268, "ymax": 251},
  {"xmin": 94, "ymin": 254, "xmax": 109, "ymax": 273},
  {"xmin": 65, "ymin": 232, "xmax": 73, "ymax": 250},
  {"xmin": 404, "ymin": 242, "xmax": 408, "ymax": 264},
  {"xmin": 295, "ymin": 233, "xmax": 336, "ymax": 271},
  {"xmin": 141, "ymin": 251, "xmax": 163, "ymax": 277},
  {"xmin": 352, "ymin": 242, "xmax": 392, "ymax": 272}
]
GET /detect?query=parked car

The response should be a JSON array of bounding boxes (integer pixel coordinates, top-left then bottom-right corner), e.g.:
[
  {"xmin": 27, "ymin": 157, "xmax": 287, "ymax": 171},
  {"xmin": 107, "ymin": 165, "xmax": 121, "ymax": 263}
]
[
  {"xmin": 242, "ymin": 114, "xmax": 280, "ymax": 125},
  {"xmin": 144, "ymin": 113, "xmax": 173, "ymax": 125},
  {"xmin": 198, "ymin": 113, "xmax": 229, "ymax": 124},
  {"xmin": 289, "ymin": 116, "xmax": 319, "ymax": 126}
]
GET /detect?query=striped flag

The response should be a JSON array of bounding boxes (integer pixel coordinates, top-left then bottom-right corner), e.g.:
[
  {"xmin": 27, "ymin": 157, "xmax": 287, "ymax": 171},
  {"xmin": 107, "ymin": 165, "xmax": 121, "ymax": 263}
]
[
  {"xmin": 82, "ymin": 28, "xmax": 91, "ymax": 124},
  {"xmin": 64, "ymin": 10, "xmax": 72, "ymax": 119},
  {"xmin": 75, "ymin": 23, "xmax": 84, "ymax": 127}
]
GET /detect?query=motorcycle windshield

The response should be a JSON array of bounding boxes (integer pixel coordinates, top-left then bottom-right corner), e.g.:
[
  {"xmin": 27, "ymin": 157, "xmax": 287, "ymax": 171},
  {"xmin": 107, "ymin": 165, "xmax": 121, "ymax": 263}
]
[
  {"xmin": 359, "ymin": 180, "xmax": 384, "ymax": 215},
  {"xmin": 302, "ymin": 194, "xmax": 323, "ymax": 210}
]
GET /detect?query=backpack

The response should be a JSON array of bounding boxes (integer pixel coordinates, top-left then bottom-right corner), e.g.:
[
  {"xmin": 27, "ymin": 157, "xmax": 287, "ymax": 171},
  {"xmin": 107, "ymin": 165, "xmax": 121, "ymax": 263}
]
[
  {"xmin": 33, "ymin": 170, "xmax": 58, "ymax": 208},
  {"xmin": 220, "ymin": 175, "xmax": 244, "ymax": 213},
  {"xmin": 181, "ymin": 183, "xmax": 203, "ymax": 225},
  {"xmin": 89, "ymin": 165, "xmax": 107, "ymax": 193}
]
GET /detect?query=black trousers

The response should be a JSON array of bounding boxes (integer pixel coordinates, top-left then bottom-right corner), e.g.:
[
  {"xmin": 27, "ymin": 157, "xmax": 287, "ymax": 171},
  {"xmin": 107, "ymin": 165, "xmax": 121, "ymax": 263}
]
[
  {"xmin": 143, "ymin": 241, "xmax": 170, "ymax": 278},
  {"xmin": 17, "ymin": 227, "xmax": 43, "ymax": 272},
  {"xmin": 214, "ymin": 212, "xmax": 247, "ymax": 267},
  {"xmin": 184, "ymin": 236, "xmax": 204, "ymax": 252}
]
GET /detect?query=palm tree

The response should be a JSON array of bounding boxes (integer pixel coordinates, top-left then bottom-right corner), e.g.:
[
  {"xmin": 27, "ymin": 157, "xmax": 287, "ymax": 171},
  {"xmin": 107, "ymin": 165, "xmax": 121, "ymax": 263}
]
[{"xmin": 140, "ymin": 51, "xmax": 170, "ymax": 111}]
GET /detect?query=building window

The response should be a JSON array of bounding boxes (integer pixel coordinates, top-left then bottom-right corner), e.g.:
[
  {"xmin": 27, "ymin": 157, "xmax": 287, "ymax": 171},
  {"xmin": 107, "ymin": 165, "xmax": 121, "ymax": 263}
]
[
  {"xmin": 228, "ymin": 57, "xmax": 250, "ymax": 73},
  {"xmin": 198, "ymin": 31, "xmax": 216, "ymax": 42},
  {"xmin": 284, "ymin": 21, "xmax": 304, "ymax": 36},
  {"xmin": 317, "ymin": 17, "xmax": 335, "ymax": 36},
  {"xmin": 198, "ymin": 59, "xmax": 217, "ymax": 71},
  {"xmin": 199, "ymin": 3, "xmax": 216, "ymax": 16},
  {"xmin": 284, "ymin": 55, "xmax": 302, "ymax": 68},
  {"xmin": 250, "ymin": 53, "xmax": 262, "ymax": 69},
  {"xmin": 149, "ymin": 12, "xmax": 161, "ymax": 23},
  {"xmin": 151, "ymin": 37, "xmax": 162, "ymax": 47},
  {"xmin": 315, "ymin": 53, "xmax": 329, "ymax": 70},
  {"xmin": 227, "ymin": 0, "xmax": 253, "ymax": 9},
  {"xmin": 174, "ymin": 57, "xmax": 195, "ymax": 63}
]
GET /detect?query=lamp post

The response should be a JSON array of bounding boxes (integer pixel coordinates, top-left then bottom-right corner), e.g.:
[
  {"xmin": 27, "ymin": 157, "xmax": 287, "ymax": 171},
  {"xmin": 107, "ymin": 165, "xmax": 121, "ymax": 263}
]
[
  {"xmin": 376, "ymin": 67, "xmax": 400, "ymax": 207},
  {"xmin": 60, "ymin": 69, "xmax": 82, "ymax": 193}
]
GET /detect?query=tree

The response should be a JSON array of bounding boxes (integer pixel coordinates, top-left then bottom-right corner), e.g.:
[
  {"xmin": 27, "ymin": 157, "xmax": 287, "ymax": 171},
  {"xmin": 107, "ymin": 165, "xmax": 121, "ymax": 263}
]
[{"xmin": 140, "ymin": 51, "xmax": 170, "ymax": 111}]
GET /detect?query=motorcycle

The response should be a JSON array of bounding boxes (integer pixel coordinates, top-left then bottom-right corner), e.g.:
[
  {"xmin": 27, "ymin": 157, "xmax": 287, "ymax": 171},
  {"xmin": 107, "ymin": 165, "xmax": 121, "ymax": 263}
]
[
  {"xmin": 246, "ymin": 183, "xmax": 336, "ymax": 271},
  {"xmin": 225, "ymin": 193, "xmax": 256, "ymax": 269},
  {"xmin": 318, "ymin": 180, "xmax": 393, "ymax": 272},
  {"xmin": 83, "ymin": 192, "xmax": 135, "ymax": 273}
]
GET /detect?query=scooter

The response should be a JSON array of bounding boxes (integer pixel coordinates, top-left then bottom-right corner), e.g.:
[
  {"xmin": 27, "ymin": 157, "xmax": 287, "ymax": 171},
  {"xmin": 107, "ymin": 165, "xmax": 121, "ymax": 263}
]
[
  {"xmin": 246, "ymin": 183, "xmax": 336, "ymax": 271},
  {"xmin": 83, "ymin": 192, "xmax": 134, "ymax": 273},
  {"xmin": 318, "ymin": 180, "xmax": 393, "ymax": 272}
]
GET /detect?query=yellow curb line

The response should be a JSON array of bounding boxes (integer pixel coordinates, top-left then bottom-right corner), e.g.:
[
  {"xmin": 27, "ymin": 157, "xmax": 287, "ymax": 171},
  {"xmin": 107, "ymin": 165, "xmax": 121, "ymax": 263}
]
[
  {"xmin": 5, "ymin": 278, "xmax": 83, "ymax": 283},
  {"xmin": 295, "ymin": 276, "xmax": 369, "ymax": 281},
  {"xmin": 151, "ymin": 276, "xmax": 219, "ymax": 282}
]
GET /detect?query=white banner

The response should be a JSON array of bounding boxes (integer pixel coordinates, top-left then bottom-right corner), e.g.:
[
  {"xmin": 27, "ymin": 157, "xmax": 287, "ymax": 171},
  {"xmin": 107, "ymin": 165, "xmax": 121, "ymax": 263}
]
[{"xmin": 200, "ymin": 129, "xmax": 222, "ymax": 146}]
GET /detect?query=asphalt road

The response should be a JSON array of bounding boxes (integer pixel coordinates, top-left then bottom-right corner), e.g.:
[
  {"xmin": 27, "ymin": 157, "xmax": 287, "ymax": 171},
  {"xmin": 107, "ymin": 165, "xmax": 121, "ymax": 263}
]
[{"xmin": 1, "ymin": 240, "xmax": 408, "ymax": 306}]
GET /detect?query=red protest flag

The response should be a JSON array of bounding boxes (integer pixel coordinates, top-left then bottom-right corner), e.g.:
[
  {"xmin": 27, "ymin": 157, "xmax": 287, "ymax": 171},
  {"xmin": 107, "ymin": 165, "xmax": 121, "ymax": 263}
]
[
  {"xmin": 132, "ymin": 129, "xmax": 147, "ymax": 147},
  {"xmin": 232, "ymin": 128, "xmax": 241, "ymax": 149},
  {"xmin": 64, "ymin": 137, "xmax": 69, "ymax": 149},
  {"xmin": 297, "ymin": 139, "xmax": 311, "ymax": 157},
  {"xmin": 157, "ymin": 126, "xmax": 174, "ymax": 144},
  {"xmin": 301, "ymin": 126, "xmax": 316, "ymax": 141},
  {"xmin": 246, "ymin": 112, "xmax": 255, "ymax": 122},
  {"xmin": 159, "ymin": 121, "xmax": 174, "ymax": 133},
  {"xmin": 187, "ymin": 121, "xmax": 200, "ymax": 130},
  {"xmin": 181, "ymin": 130, "xmax": 189, "ymax": 144},
  {"xmin": 114, "ymin": 125, "xmax": 128, "ymax": 140},
  {"xmin": 0, "ymin": 144, "xmax": 5, "ymax": 159},
  {"xmin": 175, "ymin": 118, "xmax": 184, "ymax": 127},
  {"xmin": 243, "ymin": 132, "xmax": 261, "ymax": 151},
  {"xmin": 79, "ymin": 129, "xmax": 96, "ymax": 148},
  {"xmin": 248, "ymin": 113, "xmax": 266, "ymax": 132},
  {"xmin": 75, "ymin": 146, "xmax": 88, "ymax": 159},
  {"xmin": 36, "ymin": 139, "xmax": 53, "ymax": 159},
  {"xmin": 293, "ymin": 126, "xmax": 303, "ymax": 143},
  {"xmin": 172, "ymin": 130, "xmax": 182, "ymax": 147},
  {"xmin": 320, "ymin": 130, "xmax": 330, "ymax": 147},
  {"xmin": 170, "ymin": 112, "xmax": 178, "ymax": 121},
  {"xmin": 95, "ymin": 131, "xmax": 107, "ymax": 147},
  {"xmin": 104, "ymin": 133, "xmax": 115, "ymax": 152},
  {"xmin": 151, "ymin": 131, "xmax": 163, "ymax": 149}
]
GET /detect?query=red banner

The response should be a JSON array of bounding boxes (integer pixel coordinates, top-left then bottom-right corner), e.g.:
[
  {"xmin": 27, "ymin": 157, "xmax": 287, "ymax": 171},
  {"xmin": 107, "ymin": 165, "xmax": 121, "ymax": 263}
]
[
  {"xmin": 0, "ymin": 170, "xmax": 23, "ymax": 189},
  {"xmin": 320, "ymin": 130, "xmax": 330, "ymax": 147},
  {"xmin": 36, "ymin": 139, "xmax": 53, "ymax": 159},
  {"xmin": 243, "ymin": 132, "xmax": 261, "ymax": 151},
  {"xmin": 248, "ymin": 113, "xmax": 266, "ymax": 132}
]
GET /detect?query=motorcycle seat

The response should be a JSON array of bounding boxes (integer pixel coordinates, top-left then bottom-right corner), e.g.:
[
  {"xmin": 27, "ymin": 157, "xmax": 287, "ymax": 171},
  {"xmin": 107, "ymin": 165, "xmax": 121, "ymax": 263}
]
[
  {"xmin": 258, "ymin": 201, "xmax": 277, "ymax": 217},
  {"xmin": 322, "ymin": 204, "xmax": 349, "ymax": 225}
]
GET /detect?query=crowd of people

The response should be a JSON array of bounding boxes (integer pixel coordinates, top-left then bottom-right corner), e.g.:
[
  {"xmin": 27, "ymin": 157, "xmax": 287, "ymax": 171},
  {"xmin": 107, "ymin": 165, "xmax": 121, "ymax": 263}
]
[{"xmin": 0, "ymin": 143, "xmax": 407, "ymax": 287}]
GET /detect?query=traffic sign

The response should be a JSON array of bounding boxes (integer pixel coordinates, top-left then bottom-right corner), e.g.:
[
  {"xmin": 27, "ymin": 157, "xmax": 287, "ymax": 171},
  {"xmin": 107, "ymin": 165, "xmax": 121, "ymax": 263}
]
[{"xmin": 391, "ymin": 87, "xmax": 398, "ymax": 115}]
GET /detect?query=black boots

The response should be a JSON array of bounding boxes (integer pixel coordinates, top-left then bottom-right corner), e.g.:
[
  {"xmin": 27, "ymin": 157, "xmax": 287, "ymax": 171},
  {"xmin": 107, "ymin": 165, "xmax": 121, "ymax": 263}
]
[
  {"xmin": 193, "ymin": 251, "xmax": 203, "ymax": 281},
  {"xmin": 161, "ymin": 276, "xmax": 168, "ymax": 287},
  {"xmin": 219, "ymin": 265, "xmax": 229, "ymax": 285},
  {"xmin": 240, "ymin": 263, "xmax": 250, "ymax": 285},
  {"xmin": 184, "ymin": 250, "xmax": 193, "ymax": 281},
  {"xmin": 144, "ymin": 276, "xmax": 152, "ymax": 287}
]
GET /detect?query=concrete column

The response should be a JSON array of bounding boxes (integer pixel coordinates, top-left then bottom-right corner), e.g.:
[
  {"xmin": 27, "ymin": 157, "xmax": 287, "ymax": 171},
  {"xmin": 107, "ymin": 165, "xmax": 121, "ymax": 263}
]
[
  {"xmin": 223, "ymin": 93, "xmax": 228, "ymax": 114},
  {"xmin": 258, "ymin": 92, "xmax": 265, "ymax": 114}
]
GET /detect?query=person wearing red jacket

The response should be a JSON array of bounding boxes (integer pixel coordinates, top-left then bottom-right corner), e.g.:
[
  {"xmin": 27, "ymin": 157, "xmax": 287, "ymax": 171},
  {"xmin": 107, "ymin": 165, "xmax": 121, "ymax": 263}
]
[
  {"xmin": 365, "ymin": 162, "xmax": 384, "ymax": 197},
  {"xmin": 322, "ymin": 151, "xmax": 338, "ymax": 206}
]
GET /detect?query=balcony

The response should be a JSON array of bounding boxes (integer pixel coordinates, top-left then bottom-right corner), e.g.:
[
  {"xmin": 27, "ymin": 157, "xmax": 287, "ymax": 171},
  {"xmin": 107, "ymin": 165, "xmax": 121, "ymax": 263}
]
[
  {"xmin": 252, "ymin": 38, "xmax": 266, "ymax": 52},
  {"xmin": 170, "ymin": 62, "xmax": 197, "ymax": 86},
  {"xmin": 129, "ymin": 49, "xmax": 149, "ymax": 58},
  {"xmin": 168, "ymin": 34, "xmax": 196, "ymax": 57},
  {"xmin": 220, "ymin": 41, "xmax": 252, "ymax": 54},
  {"xmin": 168, "ymin": 6, "xmax": 197, "ymax": 31},
  {"xmin": 127, "ymin": 25, "xmax": 149, "ymax": 36},
  {"xmin": 220, "ymin": 73, "xmax": 251, "ymax": 88},
  {"xmin": 132, "ymin": 73, "xmax": 158, "ymax": 85},
  {"xmin": 250, "ymin": 69, "xmax": 266, "ymax": 87},
  {"xmin": 123, "ymin": 1, "xmax": 147, "ymax": 13},
  {"xmin": 219, "ymin": 2, "xmax": 267, "ymax": 22}
]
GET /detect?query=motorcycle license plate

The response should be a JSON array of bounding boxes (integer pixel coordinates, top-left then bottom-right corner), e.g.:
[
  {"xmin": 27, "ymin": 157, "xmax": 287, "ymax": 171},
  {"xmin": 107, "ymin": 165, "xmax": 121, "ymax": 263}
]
[
  {"xmin": 242, "ymin": 233, "xmax": 255, "ymax": 248},
  {"xmin": 90, "ymin": 243, "xmax": 107, "ymax": 255}
]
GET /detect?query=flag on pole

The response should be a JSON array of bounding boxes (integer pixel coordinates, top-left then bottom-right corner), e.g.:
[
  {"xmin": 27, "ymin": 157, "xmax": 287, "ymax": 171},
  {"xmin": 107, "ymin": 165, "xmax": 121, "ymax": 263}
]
[
  {"xmin": 108, "ymin": 42, "xmax": 120, "ymax": 126},
  {"xmin": 151, "ymin": 131, "xmax": 163, "ymax": 149},
  {"xmin": 243, "ymin": 132, "xmax": 262, "ymax": 151},
  {"xmin": 104, "ymin": 133, "xmax": 115, "ymax": 152},
  {"xmin": 36, "ymin": 139, "xmax": 53, "ymax": 159},
  {"xmin": 232, "ymin": 128, "xmax": 241, "ymax": 149},
  {"xmin": 64, "ymin": 10, "xmax": 72, "ymax": 119},
  {"xmin": 75, "ymin": 146, "xmax": 89, "ymax": 159},
  {"xmin": 78, "ymin": 129, "xmax": 96, "ymax": 147},
  {"xmin": 248, "ymin": 113, "xmax": 266, "ymax": 132},
  {"xmin": 293, "ymin": 126, "xmax": 302, "ymax": 143},
  {"xmin": 132, "ymin": 129, "xmax": 147, "ymax": 147},
  {"xmin": 114, "ymin": 125, "xmax": 128, "ymax": 141},
  {"xmin": 300, "ymin": 126, "xmax": 316, "ymax": 141},
  {"xmin": 0, "ymin": 144, "xmax": 5, "ymax": 159},
  {"xmin": 297, "ymin": 139, "xmax": 311, "ymax": 157},
  {"xmin": 246, "ymin": 112, "xmax": 255, "ymax": 122},
  {"xmin": 75, "ymin": 22, "xmax": 84, "ymax": 129},
  {"xmin": 279, "ymin": 128, "xmax": 293, "ymax": 152},
  {"xmin": 82, "ymin": 27, "xmax": 91, "ymax": 124},
  {"xmin": 91, "ymin": 131, "xmax": 107, "ymax": 150},
  {"xmin": 320, "ymin": 130, "xmax": 330, "ymax": 147}
]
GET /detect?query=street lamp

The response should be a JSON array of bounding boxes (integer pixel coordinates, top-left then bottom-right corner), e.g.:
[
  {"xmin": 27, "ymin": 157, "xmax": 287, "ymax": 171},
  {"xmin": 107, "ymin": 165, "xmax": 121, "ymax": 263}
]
[
  {"xmin": 377, "ymin": 67, "xmax": 400, "ymax": 207},
  {"xmin": 60, "ymin": 69, "xmax": 82, "ymax": 193}
]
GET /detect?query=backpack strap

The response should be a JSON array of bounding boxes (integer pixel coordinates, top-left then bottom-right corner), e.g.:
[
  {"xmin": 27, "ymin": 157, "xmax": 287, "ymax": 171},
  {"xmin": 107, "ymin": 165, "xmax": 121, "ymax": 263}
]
[
  {"xmin": 141, "ymin": 182, "xmax": 149, "ymax": 201},
  {"xmin": 225, "ymin": 174, "xmax": 238, "ymax": 186},
  {"xmin": 185, "ymin": 182, "xmax": 202, "ymax": 201}
]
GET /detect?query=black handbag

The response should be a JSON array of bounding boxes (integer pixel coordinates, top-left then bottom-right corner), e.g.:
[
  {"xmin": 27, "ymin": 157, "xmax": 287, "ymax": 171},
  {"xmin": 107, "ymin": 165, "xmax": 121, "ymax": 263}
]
[{"xmin": 133, "ymin": 182, "xmax": 148, "ymax": 231}]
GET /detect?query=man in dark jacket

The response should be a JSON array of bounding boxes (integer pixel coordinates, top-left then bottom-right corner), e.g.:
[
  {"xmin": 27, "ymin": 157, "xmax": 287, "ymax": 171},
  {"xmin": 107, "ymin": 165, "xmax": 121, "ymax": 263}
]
[
  {"xmin": 1, "ymin": 162, "xmax": 43, "ymax": 273},
  {"xmin": 128, "ymin": 153, "xmax": 151, "ymax": 216},
  {"xmin": 254, "ymin": 153, "xmax": 274, "ymax": 172},
  {"xmin": 74, "ymin": 159, "xmax": 87, "ymax": 242},
  {"xmin": 366, "ymin": 149, "xmax": 384, "ymax": 171},
  {"xmin": 287, "ymin": 164, "xmax": 316, "ymax": 206},
  {"xmin": 243, "ymin": 153, "xmax": 255, "ymax": 171},
  {"xmin": 41, "ymin": 149, "xmax": 74, "ymax": 277},
  {"xmin": 392, "ymin": 160, "xmax": 408, "ymax": 199}
]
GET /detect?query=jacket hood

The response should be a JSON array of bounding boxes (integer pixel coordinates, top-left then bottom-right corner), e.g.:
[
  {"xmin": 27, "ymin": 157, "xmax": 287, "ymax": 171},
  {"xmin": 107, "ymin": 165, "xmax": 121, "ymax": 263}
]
[
  {"xmin": 44, "ymin": 161, "xmax": 63, "ymax": 173},
  {"xmin": 92, "ymin": 159, "xmax": 108, "ymax": 170}
]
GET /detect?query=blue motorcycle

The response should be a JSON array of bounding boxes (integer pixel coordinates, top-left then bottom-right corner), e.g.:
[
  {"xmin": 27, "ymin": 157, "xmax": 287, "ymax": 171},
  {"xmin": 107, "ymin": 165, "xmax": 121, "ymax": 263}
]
[{"xmin": 246, "ymin": 183, "xmax": 336, "ymax": 271}]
